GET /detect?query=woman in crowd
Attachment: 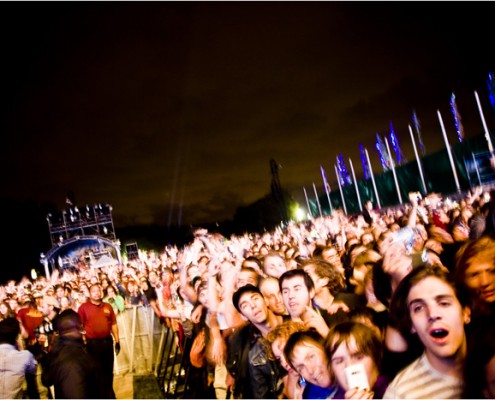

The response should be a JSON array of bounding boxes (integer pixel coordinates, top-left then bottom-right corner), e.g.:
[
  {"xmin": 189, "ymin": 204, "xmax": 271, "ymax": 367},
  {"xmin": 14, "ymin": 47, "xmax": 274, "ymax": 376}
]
[
  {"xmin": 325, "ymin": 320, "xmax": 389, "ymax": 399},
  {"xmin": 79, "ymin": 283, "xmax": 90, "ymax": 303},
  {"xmin": 0, "ymin": 300, "xmax": 16, "ymax": 320},
  {"xmin": 123, "ymin": 279, "xmax": 148, "ymax": 307},
  {"xmin": 103, "ymin": 285, "xmax": 125, "ymax": 314},
  {"xmin": 451, "ymin": 205, "xmax": 474, "ymax": 243}
]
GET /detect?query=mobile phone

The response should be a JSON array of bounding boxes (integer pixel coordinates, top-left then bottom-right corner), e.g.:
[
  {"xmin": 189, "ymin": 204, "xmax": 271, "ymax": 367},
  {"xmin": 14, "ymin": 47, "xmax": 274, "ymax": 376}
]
[
  {"xmin": 411, "ymin": 249, "xmax": 429, "ymax": 268},
  {"xmin": 344, "ymin": 363, "xmax": 369, "ymax": 390}
]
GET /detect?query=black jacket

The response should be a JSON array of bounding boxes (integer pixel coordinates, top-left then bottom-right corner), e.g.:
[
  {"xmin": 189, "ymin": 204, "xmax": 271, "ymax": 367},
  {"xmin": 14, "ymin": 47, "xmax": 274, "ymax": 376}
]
[
  {"xmin": 41, "ymin": 336, "xmax": 103, "ymax": 399},
  {"xmin": 226, "ymin": 324, "xmax": 282, "ymax": 399}
]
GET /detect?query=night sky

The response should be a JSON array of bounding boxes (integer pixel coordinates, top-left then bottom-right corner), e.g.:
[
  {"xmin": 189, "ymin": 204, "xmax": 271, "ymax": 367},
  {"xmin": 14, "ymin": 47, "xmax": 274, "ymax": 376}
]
[{"xmin": 1, "ymin": 2, "xmax": 495, "ymax": 230}]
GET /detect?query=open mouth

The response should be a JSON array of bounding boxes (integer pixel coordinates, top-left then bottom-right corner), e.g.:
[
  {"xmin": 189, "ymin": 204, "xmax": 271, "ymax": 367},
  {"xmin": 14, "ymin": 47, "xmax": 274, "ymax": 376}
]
[{"xmin": 430, "ymin": 328, "xmax": 448, "ymax": 338}]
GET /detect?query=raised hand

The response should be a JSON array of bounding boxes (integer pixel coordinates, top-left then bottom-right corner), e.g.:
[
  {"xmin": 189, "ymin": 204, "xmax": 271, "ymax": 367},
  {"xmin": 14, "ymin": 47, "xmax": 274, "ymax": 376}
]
[
  {"xmin": 302, "ymin": 306, "xmax": 329, "ymax": 338},
  {"xmin": 327, "ymin": 301, "xmax": 350, "ymax": 314}
]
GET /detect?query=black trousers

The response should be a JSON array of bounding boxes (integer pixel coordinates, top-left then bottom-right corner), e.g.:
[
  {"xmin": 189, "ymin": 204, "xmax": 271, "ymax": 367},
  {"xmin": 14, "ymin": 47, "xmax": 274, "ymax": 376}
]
[{"xmin": 86, "ymin": 336, "xmax": 116, "ymax": 399}]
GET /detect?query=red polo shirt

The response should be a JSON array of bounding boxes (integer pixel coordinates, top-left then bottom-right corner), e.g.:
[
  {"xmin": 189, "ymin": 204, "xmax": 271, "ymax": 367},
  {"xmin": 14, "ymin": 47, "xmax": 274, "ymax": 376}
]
[
  {"xmin": 17, "ymin": 306, "xmax": 44, "ymax": 341},
  {"xmin": 78, "ymin": 300, "xmax": 116, "ymax": 339}
]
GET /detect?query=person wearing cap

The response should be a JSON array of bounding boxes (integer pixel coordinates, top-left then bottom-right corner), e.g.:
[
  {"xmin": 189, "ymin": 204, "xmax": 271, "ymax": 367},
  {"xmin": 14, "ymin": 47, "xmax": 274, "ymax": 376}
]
[
  {"xmin": 41, "ymin": 309, "xmax": 103, "ymax": 399},
  {"xmin": 32, "ymin": 295, "xmax": 62, "ymax": 398},
  {"xmin": 78, "ymin": 284, "xmax": 119, "ymax": 399},
  {"xmin": 227, "ymin": 284, "xmax": 284, "ymax": 398},
  {"xmin": 38, "ymin": 296, "xmax": 61, "ymax": 350},
  {"xmin": 0, "ymin": 317, "xmax": 38, "ymax": 399},
  {"xmin": 15, "ymin": 294, "xmax": 45, "ymax": 398},
  {"xmin": 16, "ymin": 295, "xmax": 44, "ymax": 349}
]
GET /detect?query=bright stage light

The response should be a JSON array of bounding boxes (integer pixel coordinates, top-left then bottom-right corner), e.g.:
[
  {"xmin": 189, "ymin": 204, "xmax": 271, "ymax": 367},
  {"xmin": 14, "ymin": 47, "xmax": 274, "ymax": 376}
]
[{"xmin": 294, "ymin": 207, "xmax": 305, "ymax": 222}]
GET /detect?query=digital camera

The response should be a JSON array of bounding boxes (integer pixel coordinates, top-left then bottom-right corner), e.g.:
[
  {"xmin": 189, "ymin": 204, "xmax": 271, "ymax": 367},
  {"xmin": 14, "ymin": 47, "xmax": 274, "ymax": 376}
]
[{"xmin": 34, "ymin": 321, "xmax": 55, "ymax": 337}]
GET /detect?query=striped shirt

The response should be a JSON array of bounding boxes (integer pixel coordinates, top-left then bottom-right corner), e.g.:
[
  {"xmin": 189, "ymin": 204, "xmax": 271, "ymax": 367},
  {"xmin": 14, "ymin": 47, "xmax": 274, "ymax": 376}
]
[{"xmin": 383, "ymin": 352, "xmax": 462, "ymax": 399}]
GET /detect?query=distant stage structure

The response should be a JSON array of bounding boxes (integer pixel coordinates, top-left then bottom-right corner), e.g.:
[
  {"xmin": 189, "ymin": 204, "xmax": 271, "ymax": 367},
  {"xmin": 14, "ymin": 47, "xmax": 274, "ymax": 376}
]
[{"xmin": 41, "ymin": 203, "xmax": 122, "ymax": 277}]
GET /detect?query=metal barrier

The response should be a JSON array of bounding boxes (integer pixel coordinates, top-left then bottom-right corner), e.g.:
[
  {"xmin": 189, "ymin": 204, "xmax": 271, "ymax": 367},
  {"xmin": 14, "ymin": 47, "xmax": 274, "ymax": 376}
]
[
  {"xmin": 114, "ymin": 306, "xmax": 192, "ymax": 398},
  {"xmin": 114, "ymin": 305, "xmax": 163, "ymax": 375},
  {"xmin": 155, "ymin": 326, "xmax": 192, "ymax": 398}
]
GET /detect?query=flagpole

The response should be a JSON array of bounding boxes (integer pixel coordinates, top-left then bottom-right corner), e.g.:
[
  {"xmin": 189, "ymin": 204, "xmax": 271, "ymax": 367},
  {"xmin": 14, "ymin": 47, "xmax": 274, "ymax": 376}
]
[
  {"xmin": 385, "ymin": 137, "xmax": 403, "ymax": 205},
  {"xmin": 413, "ymin": 110, "xmax": 425, "ymax": 155},
  {"xmin": 365, "ymin": 148, "xmax": 381, "ymax": 209},
  {"xmin": 451, "ymin": 93, "xmax": 465, "ymax": 143},
  {"xmin": 437, "ymin": 110, "xmax": 461, "ymax": 193},
  {"xmin": 320, "ymin": 166, "xmax": 333, "ymax": 215},
  {"xmin": 408, "ymin": 124, "xmax": 427, "ymax": 195},
  {"xmin": 312, "ymin": 182, "xmax": 323, "ymax": 217},
  {"xmin": 349, "ymin": 158, "xmax": 362, "ymax": 212},
  {"xmin": 303, "ymin": 187, "xmax": 313, "ymax": 219},
  {"xmin": 335, "ymin": 164, "xmax": 347, "ymax": 215},
  {"xmin": 474, "ymin": 90, "xmax": 494, "ymax": 154}
]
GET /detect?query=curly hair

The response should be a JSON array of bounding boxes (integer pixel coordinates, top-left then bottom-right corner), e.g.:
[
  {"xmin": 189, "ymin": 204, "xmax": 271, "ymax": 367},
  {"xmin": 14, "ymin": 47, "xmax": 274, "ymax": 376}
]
[{"xmin": 265, "ymin": 320, "xmax": 307, "ymax": 361}]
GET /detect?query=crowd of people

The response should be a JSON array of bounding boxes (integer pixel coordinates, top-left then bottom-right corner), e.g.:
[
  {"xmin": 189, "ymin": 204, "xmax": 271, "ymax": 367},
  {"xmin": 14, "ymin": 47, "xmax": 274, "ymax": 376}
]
[{"xmin": 1, "ymin": 185, "xmax": 495, "ymax": 399}]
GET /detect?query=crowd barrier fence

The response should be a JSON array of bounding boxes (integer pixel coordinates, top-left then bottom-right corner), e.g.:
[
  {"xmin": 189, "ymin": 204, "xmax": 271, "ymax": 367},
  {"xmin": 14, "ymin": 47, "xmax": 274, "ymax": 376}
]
[{"xmin": 113, "ymin": 305, "xmax": 192, "ymax": 398}]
